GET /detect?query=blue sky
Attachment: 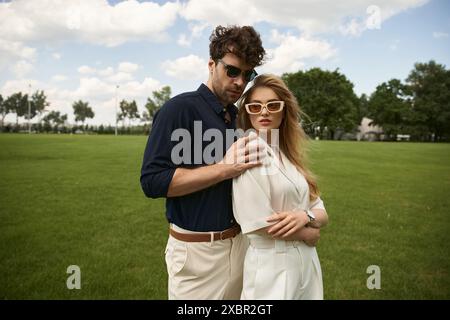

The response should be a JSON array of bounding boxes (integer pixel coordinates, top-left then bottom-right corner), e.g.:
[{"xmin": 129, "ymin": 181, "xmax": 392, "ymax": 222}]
[{"xmin": 0, "ymin": 0, "xmax": 449, "ymax": 125}]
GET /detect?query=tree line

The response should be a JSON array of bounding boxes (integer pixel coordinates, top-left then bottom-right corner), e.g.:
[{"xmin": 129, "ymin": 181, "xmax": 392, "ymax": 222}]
[
  {"xmin": 0, "ymin": 86, "xmax": 171, "ymax": 135},
  {"xmin": 1, "ymin": 61, "xmax": 449, "ymax": 141},
  {"xmin": 283, "ymin": 60, "xmax": 450, "ymax": 142}
]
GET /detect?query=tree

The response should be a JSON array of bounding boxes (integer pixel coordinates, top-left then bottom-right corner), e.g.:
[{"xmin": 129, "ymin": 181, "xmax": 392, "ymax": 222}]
[
  {"xmin": 42, "ymin": 111, "xmax": 68, "ymax": 132},
  {"xmin": 357, "ymin": 93, "xmax": 369, "ymax": 123},
  {"xmin": 367, "ymin": 79, "xmax": 412, "ymax": 140},
  {"xmin": 144, "ymin": 86, "xmax": 171, "ymax": 124},
  {"xmin": 118, "ymin": 100, "xmax": 128, "ymax": 127},
  {"xmin": 29, "ymin": 90, "xmax": 50, "ymax": 122},
  {"xmin": 0, "ymin": 94, "xmax": 7, "ymax": 129},
  {"xmin": 4, "ymin": 92, "xmax": 28, "ymax": 125},
  {"xmin": 406, "ymin": 60, "xmax": 450, "ymax": 141},
  {"xmin": 3, "ymin": 91, "xmax": 50, "ymax": 127},
  {"xmin": 282, "ymin": 68, "xmax": 360, "ymax": 139},
  {"xmin": 72, "ymin": 100, "xmax": 95, "ymax": 126},
  {"xmin": 127, "ymin": 100, "xmax": 140, "ymax": 125},
  {"xmin": 118, "ymin": 99, "xmax": 140, "ymax": 127}
]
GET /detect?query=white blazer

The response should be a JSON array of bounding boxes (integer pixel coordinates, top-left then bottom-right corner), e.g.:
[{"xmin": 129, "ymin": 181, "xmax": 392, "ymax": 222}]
[
  {"xmin": 232, "ymin": 138, "xmax": 325, "ymax": 234},
  {"xmin": 232, "ymin": 138, "xmax": 325, "ymax": 299}
]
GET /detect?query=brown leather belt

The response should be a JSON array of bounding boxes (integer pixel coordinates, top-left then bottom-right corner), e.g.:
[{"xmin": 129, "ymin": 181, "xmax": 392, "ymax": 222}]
[{"xmin": 169, "ymin": 225, "xmax": 241, "ymax": 242}]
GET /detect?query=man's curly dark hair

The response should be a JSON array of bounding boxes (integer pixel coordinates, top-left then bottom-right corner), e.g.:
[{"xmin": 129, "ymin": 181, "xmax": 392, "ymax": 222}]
[{"xmin": 209, "ymin": 25, "xmax": 266, "ymax": 67}]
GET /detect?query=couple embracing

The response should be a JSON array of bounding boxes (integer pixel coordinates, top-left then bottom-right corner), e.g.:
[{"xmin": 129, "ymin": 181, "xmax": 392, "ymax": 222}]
[{"xmin": 140, "ymin": 25, "xmax": 328, "ymax": 300}]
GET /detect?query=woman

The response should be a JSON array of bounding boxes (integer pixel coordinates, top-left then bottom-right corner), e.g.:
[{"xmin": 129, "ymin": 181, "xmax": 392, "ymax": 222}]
[{"xmin": 232, "ymin": 74, "xmax": 329, "ymax": 300}]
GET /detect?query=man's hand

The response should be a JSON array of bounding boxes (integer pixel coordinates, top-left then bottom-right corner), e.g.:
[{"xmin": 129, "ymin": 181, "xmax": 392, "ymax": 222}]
[
  {"xmin": 167, "ymin": 134, "xmax": 265, "ymax": 197},
  {"xmin": 218, "ymin": 134, "xmax": 265, "ymax": 179}
]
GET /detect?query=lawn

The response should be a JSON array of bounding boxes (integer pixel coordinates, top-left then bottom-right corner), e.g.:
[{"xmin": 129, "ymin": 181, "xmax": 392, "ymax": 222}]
[{"xmin": 0, "ymin": 134, "xmax": 449, "ymax": 299}]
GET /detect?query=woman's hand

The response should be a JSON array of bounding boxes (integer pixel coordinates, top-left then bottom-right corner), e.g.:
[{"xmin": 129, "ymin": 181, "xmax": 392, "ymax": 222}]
[{"xmin": 266, "ymin": 210, "xmax": 310, "ymax": 238}]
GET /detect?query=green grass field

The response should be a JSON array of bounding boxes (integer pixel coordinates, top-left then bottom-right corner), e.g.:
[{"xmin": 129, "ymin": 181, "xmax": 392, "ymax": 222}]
[{"xmin": 0, "ymin": 134, "xmax": 449, "ymax": 299}]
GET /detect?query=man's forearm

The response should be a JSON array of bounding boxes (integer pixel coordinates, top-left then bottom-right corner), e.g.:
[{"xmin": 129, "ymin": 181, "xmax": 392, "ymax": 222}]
[
  {"xmin": 167, "ymin": 164, "xmax": 227, "ymax": 197},
  {"xmin": 166, "ymin": 135, "xmax": 263, "ymax": 197}
]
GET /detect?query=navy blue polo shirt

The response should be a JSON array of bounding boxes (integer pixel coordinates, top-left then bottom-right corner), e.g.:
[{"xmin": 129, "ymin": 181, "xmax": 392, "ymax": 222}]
[{"xmin": 140, "ymin": 84, "xmax": 239, "ymax": 232}]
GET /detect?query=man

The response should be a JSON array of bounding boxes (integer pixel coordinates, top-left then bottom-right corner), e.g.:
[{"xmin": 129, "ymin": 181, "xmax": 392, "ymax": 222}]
[{"xmin": 140, "ymin": 25, "xmax": 320, "ymax": 299}]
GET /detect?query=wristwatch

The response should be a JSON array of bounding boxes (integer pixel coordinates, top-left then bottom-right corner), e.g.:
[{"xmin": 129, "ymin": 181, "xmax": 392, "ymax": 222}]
[{"xmin": 305, "ymin": 210, "xmax": 316, "ymax": 223}]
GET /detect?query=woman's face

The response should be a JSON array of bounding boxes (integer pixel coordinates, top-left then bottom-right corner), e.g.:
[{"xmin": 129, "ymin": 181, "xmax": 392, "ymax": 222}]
[{"xmin": 246, "ymin": 86, "xmax": 284, "ymax": 132}]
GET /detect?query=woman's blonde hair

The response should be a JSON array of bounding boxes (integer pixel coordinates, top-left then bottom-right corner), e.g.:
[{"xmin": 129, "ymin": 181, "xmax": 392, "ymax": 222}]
[{"xmin": 237, "ymin": 74, "xmax": 319, "ymax": 201}]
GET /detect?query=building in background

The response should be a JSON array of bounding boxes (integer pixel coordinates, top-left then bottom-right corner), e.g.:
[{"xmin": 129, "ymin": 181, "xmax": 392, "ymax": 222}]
[{"xmin": 357, "ymin": 117, "xmax": 384, "ymax": 141}]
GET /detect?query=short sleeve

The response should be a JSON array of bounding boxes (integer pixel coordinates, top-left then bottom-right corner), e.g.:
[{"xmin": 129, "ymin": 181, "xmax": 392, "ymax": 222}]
[
  {"xmin": 309, "ymin": 197, "xmax": 326, "ymax": 210},
  {"xmin": 232, "ymin": 163, "xmax": 274, "ymax": 234},
  {"xmin": 140, "ymin": 99, "xmax": 186, "ymax": 198}
]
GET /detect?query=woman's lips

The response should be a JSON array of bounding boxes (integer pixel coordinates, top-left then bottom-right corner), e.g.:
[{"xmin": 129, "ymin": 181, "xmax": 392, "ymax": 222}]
[{"xmin": 259, "ymin": 119, "xmax": 272, "ymax": 125}]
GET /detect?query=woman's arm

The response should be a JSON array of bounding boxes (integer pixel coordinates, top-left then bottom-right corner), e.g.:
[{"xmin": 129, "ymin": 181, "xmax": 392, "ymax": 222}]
[
  {"xmin": 294, "ymin": 227, "xmax": 321, "ymax": 247},
  {"xmin": 265, "ymin": 203, "xmax": 328, "ymax": 239},
  {"xmin": 308, "ymin": 208, "xmax": 328, "ymax": 229}
]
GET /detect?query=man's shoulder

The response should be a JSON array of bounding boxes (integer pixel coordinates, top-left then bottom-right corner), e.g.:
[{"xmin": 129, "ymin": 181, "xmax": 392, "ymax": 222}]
[
  {"xmin": 174, "ymin": 89, "xmax": 201, "ymax": 100},
  {"xmin": 165, "ymin": 89, "xmax": 202, "ymax": 108},
  {"xmin": 154, "ymin": 88, "xmax": 203, "ymax": 122}
]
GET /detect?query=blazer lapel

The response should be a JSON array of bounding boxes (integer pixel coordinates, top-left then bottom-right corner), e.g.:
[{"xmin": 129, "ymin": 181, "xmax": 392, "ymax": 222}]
[{"xmin": 267, "ymin": 147, "xmax": 299, "ymax": 191}]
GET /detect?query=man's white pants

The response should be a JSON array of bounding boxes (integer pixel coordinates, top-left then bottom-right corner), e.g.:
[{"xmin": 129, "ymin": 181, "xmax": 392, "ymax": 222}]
[{"xmin": 165, "ymin": 226, "xmax": 248, "ymax": 300}]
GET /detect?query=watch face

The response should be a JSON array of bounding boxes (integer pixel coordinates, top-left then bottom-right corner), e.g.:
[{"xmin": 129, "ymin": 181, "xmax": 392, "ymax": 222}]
[{"xmin": 307, "ymin": 210, "xmax": 316, "ymax": 220}]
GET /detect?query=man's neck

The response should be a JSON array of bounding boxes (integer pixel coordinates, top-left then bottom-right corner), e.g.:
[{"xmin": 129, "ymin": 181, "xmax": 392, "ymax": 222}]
[{"xmin": 206, "ymin": 80, "xmax": 228, "ymax": 108}]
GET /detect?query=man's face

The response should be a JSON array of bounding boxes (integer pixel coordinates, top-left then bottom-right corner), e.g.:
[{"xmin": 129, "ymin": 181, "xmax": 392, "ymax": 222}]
[{"xmin": 209, "ymin": 53, "xmax": 254, "ymax": 106}]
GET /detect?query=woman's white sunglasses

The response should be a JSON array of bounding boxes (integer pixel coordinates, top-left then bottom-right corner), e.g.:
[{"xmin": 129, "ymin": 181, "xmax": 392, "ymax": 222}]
[{"xmin": 245, "ymin": 101, "xmax": 285, "ymax": 115}]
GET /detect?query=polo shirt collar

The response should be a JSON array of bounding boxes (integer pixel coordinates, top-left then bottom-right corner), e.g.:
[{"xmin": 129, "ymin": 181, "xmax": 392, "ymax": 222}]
[{"xmin": 197, "ymin": 83, "xmax": 238, "ymax": 120}]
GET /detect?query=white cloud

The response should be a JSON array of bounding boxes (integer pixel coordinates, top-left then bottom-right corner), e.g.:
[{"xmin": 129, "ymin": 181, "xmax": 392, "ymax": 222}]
[
  {"xmin": 51, "ymin": 75, "xmax": 68, "ymax": 82},
  {"xmin": 177, "ymin": 22, "xmax": 209, "ymax": 47},
  {"xmin": 0, "ymin": 79, "xmax": 41, "ymax": 97},
  {"xmin": 0, "ymin": 39, "xmax": 36, "ymax": 61},
  {"xmin": 433, "ymin": 32, "xmax": 449, "ymax": 39},
  {"xmin": 180, "ymin": 0, "xmax": 429, "ymax": 36},
  {"xmin": 78, "ymin": 65, "xmax": 96, "ymax": 75},
  {"xmin": 119, "ymin": 77, "xmax": 161, "ymax": 98},
  {"xmin": 180, "ymin": 0, "xmax": 263, "ymax": 27},
  {"xmin": 260, "ymin": 30, "xmax": 337, "ymax": 75},
  {"xmin": 162, "ymin": 54, "xmax": 208, "ymax": 80},
  {"xmin": 77, "ymin": 62, "xmax": 140, "ymax": 84},
  {"xmin": 339, "ymin": 18, "xmax": 366, "ymax": 37},
  {"xmin": 73, "ymin": 77, "xmax": 114, "ymax": 100},
  {"xmin": 98, "ymin": 67, "xmax": 115, "ymax": 77},
  {"xmin": 0, "ymin": 39, "xmax": 36, "ymax": 73},
  {"xmin": 0, "ymin": 0, "xmax": 144, "ymax": 75},
  {"xmin": 105, "ymin": 72, "xmax": 134, "ymax": 83},
  {"xmin": 11, "ymin": 60, "xmax": 34, "ymax": 79},
  {"xmin": 0, "ymin": 0, "xmax": 180, "ymax": 47},
  {"xmin": 118, "ymin": 62, "xmax": 139, "ymax": 73},
  {"xmin": 177, "ymin": 34, "xmax": 191, "ymax": 47}
]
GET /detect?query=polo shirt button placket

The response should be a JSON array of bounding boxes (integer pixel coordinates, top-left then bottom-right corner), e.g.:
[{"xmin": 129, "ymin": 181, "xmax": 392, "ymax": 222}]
[{"xmin": 223, "ymin": 108, "xmax": 230, "ymax": 124}]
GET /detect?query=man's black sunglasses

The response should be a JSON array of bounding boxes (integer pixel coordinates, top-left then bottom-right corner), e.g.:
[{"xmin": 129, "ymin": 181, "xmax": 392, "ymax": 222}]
[{"xmin": 218, "ymin": 59, "xmax": 257, "ymax": 82}]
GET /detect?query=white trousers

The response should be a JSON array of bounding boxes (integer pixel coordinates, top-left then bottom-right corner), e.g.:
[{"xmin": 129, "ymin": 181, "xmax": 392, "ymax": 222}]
[
  {"xmin": 165, "ymin": 225, "xmax": 248, "ymax": 300},
  {"xmin": 241, "ymin": 235, "xmax": 323, "ymax": 300}
]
